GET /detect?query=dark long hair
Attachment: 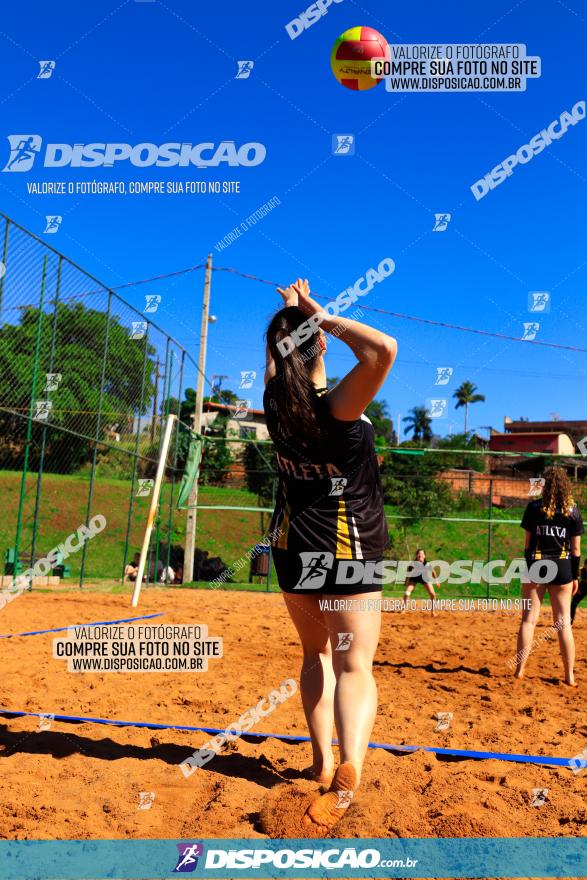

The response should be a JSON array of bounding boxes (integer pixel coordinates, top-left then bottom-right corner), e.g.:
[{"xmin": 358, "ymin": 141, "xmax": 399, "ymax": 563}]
[{"xmin": 265, "ymin": 306, "xmax": 323, "ymax": 440}]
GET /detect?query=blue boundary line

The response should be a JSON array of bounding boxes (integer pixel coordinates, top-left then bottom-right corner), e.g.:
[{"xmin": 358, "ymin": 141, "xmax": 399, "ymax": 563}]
[
  {"xmin": 0, "ymin": 612, "xmax": 166, "ymax": 639},
  {"xmin": 0, "ymin": 708, "xmax": 574, "ymax": 768}
]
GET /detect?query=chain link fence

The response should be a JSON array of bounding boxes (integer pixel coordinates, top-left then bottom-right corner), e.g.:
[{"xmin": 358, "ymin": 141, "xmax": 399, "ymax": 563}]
[
  {"xmin": 193, "ymin": 437, "xmax": 587, "ymax": 597},
  {"xmin": 0, "ymin": 212, "xmax": 198, "ymax": 589},
  {"xmin": 1, "ymin": 212, "xmax": 585, "ymax": 597}
]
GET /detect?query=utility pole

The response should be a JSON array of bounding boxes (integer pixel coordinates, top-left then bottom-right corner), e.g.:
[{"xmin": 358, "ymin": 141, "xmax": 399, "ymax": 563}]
[
  {"xmin": 150, "ymin": 357, "xmax": 162, "ymax": 443},
  {"xmin": 183, "ymin": 254, "xmax": 213, "ymax": 583},
  {"xmin": 211, "ymin": 374, "xmax": 228, "ymax": 402}
]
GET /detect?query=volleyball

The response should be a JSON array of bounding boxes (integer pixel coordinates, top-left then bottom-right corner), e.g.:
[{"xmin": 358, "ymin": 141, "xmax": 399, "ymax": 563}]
[{"xmin": 330, "ymin": 26, "xmax": 388, "ymax": 91}]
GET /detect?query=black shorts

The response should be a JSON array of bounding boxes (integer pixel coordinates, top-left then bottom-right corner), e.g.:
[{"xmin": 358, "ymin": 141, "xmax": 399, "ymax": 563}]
[
  {"xmin": 530, "ymin": 558, "xmax": 574, "ymax": 586},
  {"xmin": 273, "ymin": 549, "xmax": 383, "ymax": 595}
]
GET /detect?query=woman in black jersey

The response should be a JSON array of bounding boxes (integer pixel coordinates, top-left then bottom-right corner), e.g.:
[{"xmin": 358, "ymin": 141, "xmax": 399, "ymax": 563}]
[
  {"xmin": 570, "ymin": 558, "xmax": 587, "ymax": 625},
  {"xmin": 402, "ymin": 548, "xmax": 441, "ymax": 611},
  {"xmin": 515, "ymin": 466, "xmax": 583, "ymax": 685},
  {"xmin": 264, "ymin": 278, "xmax": 396, "ymax": 832}
]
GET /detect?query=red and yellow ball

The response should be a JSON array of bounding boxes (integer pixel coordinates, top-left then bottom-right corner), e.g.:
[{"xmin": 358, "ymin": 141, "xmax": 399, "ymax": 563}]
[{"xmin": 330, "ymin": 26, "xmax": 388, "ymax": 91}]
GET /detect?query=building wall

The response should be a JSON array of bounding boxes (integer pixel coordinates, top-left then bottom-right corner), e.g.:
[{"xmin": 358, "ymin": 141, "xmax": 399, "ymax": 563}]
[{"xmin": 438, "ymin": 469, "xmax": 537, "ymax": 503}]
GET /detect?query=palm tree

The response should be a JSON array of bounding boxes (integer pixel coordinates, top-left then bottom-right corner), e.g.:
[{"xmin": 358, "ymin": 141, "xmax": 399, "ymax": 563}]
[
  {"xmin": 453, "ymin": 381, "xmax": 485, "ymax": 434},
  {"xmin": 402, "ymin": 406, "xmax": 432, "ymax": 444}
]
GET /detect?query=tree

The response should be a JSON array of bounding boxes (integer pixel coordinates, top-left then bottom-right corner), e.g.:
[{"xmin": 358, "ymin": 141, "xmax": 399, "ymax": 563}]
[
  {"xmin": 379, "ymin": 451, "xmax": 452, "ymax": 556},
  {"xmin": 199, "ymin": 414, "xmax": 233, "ymax": 485},
  {"xmin": 402, "ymin": 406, "xmax": 432, "ymax": 445},
  {"xmin": 365, "ymin": 398, "xmax": 396, "ymax": 447},
  {"xmin": 435, "ymin": 432, "xmax": 486, "ymax": 472},
  {"xmin": 243, "ymin": 440, "xmax": 276, "ymax": 533},
  {"xmin": 0, "ymin": 302, "xmax": 155, "ymax": 473},
  {"xmin": 453, "ymin": 381, "xmax": 485, "ymax": 434}
]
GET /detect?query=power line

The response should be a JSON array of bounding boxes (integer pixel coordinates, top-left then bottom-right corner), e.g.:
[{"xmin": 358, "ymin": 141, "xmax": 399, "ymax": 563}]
[
  {"xmin": 210, "ymin": 266, "xmax": 587, "ymax": 354},
  {"xmin": 37, "ymin": 261, "xmax": 587, "ymax": 355}
]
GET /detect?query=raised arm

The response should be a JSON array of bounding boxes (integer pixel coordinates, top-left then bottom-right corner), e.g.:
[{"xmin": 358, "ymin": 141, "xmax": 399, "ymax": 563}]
[{"xmin": 278, "ymin": 278, "xmax": 397, "ymax": 420}]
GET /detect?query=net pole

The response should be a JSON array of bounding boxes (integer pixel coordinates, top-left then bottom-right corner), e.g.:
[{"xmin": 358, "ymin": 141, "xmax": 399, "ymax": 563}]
[
  {"xmin": 183, "ymin": 253, "xmax": 212, "ymax": 582},
  {"xmin": 13, "ymin": 254, "xmax": 48, "ymax": 589},
  {"xmin": 487, "ymin": 478, "xmax": 493, "ymax": 599},
  {"xmin": 131, "ymin": 413, "xmax": 176, "ymax": 607}
]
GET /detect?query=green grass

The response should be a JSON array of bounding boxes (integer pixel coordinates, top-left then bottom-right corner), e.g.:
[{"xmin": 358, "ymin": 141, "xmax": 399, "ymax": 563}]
[{"xmin": 0, "ymin": 470, "xmax": 526, "ymax": 596}]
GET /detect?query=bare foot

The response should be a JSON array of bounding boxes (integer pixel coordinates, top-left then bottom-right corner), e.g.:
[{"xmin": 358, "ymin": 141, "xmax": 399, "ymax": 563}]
[
  {"xmin": 313, "ymin": 767, "xmax": 335, "ymax": 786},
  {"xmin": 301, "ymin": 752, "xmax": 335, "ymax": 786},
  {"xmin": 563, "ymin": 679, "xmax": 577, "ymax": 688},
  {"xmin": 303, "ymin": 762, "xmax": 358, "ymax": 833}
]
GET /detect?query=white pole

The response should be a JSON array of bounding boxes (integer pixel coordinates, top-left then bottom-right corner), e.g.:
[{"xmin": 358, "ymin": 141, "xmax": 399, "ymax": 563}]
[
  {"xmin": 183, "ymin": 253, "xmax": 212, "ymax": 582},
  {"xmin": 131, "ymin": 413, "xmax": 177, "ymax": 607}
]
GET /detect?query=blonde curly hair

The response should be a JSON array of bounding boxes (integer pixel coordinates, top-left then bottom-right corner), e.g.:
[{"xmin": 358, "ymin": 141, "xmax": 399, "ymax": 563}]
[{"xmin": 540, "ymin": 466, "xmax": 575, "ymax": 519}]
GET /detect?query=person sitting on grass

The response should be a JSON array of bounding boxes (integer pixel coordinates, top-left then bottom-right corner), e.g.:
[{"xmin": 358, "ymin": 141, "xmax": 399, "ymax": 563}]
[{"xmin": 124, "ymin": 552, "xmax": 141, "ymax": 583}]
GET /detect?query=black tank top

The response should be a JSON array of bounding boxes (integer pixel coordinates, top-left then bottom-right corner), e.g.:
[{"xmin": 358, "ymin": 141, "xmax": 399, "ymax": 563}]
[
  {"xmin": 263, "ymin": 379, "xmax": 389, "ymax": 559},
  {"xmin": 521, "ymin": 499, "xmax": 584, "ymax": 560}
]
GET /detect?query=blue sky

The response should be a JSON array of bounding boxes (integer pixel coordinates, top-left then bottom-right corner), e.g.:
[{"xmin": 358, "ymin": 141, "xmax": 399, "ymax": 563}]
[{"xmin": 0, "ymin": 0, "xmax": 585, "ymax": 438}]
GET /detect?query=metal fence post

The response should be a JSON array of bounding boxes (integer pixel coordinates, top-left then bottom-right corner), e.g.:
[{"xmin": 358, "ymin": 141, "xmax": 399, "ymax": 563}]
[
  {"xmin": 152, "ymin": 338, "xmax": 171, "ymax": 584},
  {"xmin": 14, "ymin": 254, "xmax": 48, "ymax": 588},
  {"xmin": 121, "ymin": 325, "xmax": 151, "ymax": 583},
  {"xmin": 30, "ymin": 256, "xmax": 62, "ymax": 570},
  {"xmin": 266, "ymin": 476, "xmax": 276, "ymax": 592},
  {"xmin": 79, "ymin": 291, "xmax": 112, "ymax": 588},
  {"xmin": 486, "ymin": 478, "xmax": 493, "ymax": 599},
  {"xmin": 164, "ymin": 350, "xmax": 185, "ymax": 581}
]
